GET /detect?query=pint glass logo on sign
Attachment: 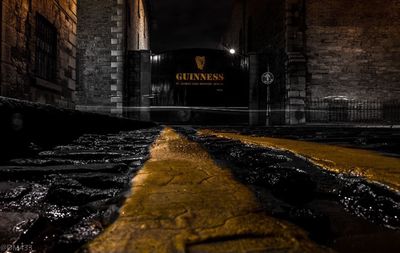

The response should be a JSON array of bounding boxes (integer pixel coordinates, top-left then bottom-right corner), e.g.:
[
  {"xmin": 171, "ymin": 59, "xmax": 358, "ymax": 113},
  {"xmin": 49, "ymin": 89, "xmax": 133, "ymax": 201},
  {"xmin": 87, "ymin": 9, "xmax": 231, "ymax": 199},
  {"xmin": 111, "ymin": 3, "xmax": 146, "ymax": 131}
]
[{"xmin": 195, "ymin": 56, "xmax": 206, "ymax": 71}]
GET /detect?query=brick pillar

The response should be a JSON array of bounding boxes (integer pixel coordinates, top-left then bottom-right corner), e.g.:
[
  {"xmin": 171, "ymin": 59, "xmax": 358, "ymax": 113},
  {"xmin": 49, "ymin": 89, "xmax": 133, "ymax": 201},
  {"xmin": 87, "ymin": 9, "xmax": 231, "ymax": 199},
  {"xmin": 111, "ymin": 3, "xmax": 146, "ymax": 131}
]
[
  {"xmin": 110, "ymin": 0, "xmax": 126, "ymax": 116},
  {"xmin": 285, "ymin": 0, "xmax": 307, "ymax": 125}
]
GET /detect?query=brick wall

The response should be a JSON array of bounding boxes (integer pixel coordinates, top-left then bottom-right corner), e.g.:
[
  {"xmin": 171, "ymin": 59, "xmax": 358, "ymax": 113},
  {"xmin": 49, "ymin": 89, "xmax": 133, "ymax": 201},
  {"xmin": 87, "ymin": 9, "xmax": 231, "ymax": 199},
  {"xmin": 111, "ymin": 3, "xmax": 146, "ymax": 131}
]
[
  {"xmin": 0, "ymin": 0, "xmax": 77, "ymax": 108},
  {"xmin": 306, "ymin": 0, "xmax": 400, "ymax": 101},
  {"xmin": 77, "ymin": 0, "xmax": 150, "ymax": 116},
  {"xmin": 76, "ymin": 0, "xmax": 123, "ymax": 114},
  {"xmin": 223, "ymin": 0, "xmax": 400, "ymax": 124}
]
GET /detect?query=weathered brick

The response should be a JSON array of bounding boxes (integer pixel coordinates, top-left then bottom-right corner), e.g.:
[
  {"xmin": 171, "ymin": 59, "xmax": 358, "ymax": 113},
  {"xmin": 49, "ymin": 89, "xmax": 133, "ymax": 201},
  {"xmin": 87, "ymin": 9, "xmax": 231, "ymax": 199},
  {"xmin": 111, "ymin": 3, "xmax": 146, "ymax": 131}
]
[
  {"xmin": 223, "ymin": 0, "xmax": 400, "ymax": 125},
  {"xmin": 0, "ymin": 0, "xmax": 77, "ymax": 108},
  {"xmin": 306, "ymin": 0, "xmax": 400, "ymax": 101}
]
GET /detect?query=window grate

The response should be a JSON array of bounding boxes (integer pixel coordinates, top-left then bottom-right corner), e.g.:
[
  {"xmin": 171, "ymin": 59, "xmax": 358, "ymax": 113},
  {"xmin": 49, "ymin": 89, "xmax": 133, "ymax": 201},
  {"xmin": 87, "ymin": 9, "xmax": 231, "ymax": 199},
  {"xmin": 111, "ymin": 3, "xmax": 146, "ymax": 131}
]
[{"xmin": 35, "ymin": 14, "xmax": 57, "ymax": 81}]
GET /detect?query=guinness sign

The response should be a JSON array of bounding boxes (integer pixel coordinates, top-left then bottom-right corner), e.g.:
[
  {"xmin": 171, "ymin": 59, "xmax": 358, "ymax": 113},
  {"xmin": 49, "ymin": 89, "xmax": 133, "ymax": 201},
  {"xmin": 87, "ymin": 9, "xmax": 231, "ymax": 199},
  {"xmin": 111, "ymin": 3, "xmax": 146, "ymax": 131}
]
[
  {"xmin": 176, "ymin": 56, "xmax": 225, "ymax": 85},
  {"xmin": 176, "ymin": 73, "xmax": 224, "ymax": 82},
  {"xmin": 150, "ymin": 48, "xmax": 249, "ymax": 108}
]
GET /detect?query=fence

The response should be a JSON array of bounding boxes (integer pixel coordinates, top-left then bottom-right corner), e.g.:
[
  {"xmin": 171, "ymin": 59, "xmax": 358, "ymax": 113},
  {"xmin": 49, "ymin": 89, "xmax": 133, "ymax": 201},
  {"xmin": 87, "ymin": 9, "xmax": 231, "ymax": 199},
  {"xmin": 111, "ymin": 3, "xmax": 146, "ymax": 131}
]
[{"xmin": 306, "ymin": 100, "xmax": 400, "ymax": 124}]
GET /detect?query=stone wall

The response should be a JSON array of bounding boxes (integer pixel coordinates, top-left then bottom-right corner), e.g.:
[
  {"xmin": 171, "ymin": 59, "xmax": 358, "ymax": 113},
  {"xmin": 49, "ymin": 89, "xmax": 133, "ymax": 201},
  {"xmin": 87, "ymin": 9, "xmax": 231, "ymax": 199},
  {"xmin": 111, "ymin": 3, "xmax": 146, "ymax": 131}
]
[
  {"xmin": 284, "ymin": 0, "xmax": 307, "ymax": 124},
  {"xmin": 0, "ymin": 0, "xmax": 77, "ymax": 108},
  {"xmin": 77, "ymin": 0, "xmax": 150, "ymax": 116},
  {"xmin": 76, "ymin": 0, "xmax": 124, "ymax": 115},
  {"xmin": 306, "ymin": 0, "xmax": 400, "ymax": 101},
  {"xmin": 223, "ymin": 0, "xmax": 400, "ymax": 124}
]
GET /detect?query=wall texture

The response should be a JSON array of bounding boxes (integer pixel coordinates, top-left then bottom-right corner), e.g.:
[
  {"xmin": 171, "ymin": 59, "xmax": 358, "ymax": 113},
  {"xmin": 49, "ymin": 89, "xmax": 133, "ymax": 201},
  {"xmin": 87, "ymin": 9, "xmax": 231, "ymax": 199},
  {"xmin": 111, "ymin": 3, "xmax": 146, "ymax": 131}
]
[
  {"xmin": 76, "ymin": 0, "xmax": 124, "ymax": 115},
  {"xmin": 223, "ymin": 0, "xmax": 400, "ymax": 124},
  {"xmin": 306, "ymin": 0, "xmax": 400, "ymax": 101},
  {"xmin": 0, "ymin": 0, "xmax": 77, "ymax": 108},
  {"xmin": 76, "ymin": 0, "xmax": 150, "ymax": 116}
]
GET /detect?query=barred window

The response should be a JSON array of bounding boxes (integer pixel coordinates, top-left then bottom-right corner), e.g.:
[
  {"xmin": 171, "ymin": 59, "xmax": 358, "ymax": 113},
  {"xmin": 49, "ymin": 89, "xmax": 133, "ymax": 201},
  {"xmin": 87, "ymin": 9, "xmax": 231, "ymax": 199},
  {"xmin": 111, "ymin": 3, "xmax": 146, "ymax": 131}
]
[{"xmin": 35, "ymin": 14, "xmax": 57, "ymax": 81}]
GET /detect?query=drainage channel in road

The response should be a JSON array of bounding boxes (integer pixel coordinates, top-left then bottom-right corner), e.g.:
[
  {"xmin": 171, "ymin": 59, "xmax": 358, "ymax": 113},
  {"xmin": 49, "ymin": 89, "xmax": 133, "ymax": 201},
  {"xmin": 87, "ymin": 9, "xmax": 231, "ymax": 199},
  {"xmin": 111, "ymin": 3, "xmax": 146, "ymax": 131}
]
[
  {"xmin": 176, "ymin": 127, "xmax": 400, "ymax": 253},
  {"xmin": 0, "ymin": 127, "xmax": 162, "ymax": 253}
]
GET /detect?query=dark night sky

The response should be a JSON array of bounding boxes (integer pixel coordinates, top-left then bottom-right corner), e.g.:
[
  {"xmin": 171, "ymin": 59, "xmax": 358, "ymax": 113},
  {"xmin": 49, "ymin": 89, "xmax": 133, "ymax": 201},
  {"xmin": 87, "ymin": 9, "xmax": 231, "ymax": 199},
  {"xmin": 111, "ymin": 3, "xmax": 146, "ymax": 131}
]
[{"xmin": 149, "ymin": 0, "xmax": 233, "ymax": 52}]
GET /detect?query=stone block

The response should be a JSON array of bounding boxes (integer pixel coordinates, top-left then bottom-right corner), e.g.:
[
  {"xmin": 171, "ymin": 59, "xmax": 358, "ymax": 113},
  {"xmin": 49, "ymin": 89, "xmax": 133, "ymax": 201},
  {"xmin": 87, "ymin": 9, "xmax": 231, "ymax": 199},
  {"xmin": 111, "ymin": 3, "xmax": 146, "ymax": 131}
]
[
  {"xmin": 288, "ymin": 98, "xmax": 305, "ymax": 106},
  {"xmin": 111, "ymin": 50, "xmax": 123, "ymax": 56},
  {"xmin": 69, "ymin": 56, "xmax": 76, "ymax": 69},
  {"xmin": 111, "ymin": 96, "xmax": 122, "ymax": 103},
  {"xmin": 68, "ymin": 79, "xmax": 76, "ymax": 90},
  {"xmin": 0, "ymin": 212, "xmax": 39, "ymax": 245},
  {"xmin": 69, "ymin": 32, "xmax": 77, "ymax": 45},
  {"xmin": 111, "ymin": 27, "xmax": 123, "ymax": 33}
]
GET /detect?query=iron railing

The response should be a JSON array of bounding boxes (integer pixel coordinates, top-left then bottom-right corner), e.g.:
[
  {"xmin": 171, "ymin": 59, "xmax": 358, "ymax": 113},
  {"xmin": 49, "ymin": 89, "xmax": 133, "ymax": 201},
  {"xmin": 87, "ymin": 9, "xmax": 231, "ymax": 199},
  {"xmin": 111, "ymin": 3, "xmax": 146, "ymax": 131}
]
[{"xmin": 306, "ymin": 100, "xmax": 400, "ymax": 124}]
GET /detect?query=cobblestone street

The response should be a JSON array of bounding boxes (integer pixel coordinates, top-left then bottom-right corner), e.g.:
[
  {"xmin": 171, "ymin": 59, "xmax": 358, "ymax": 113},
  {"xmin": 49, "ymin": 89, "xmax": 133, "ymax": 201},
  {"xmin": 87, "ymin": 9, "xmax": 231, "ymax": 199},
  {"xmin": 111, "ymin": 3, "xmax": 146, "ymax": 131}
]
[
  {"xmin": 1, "ymin": 126, "xmax": 400, "ymax": 253},
  {"xmin": 0, "ymin": 127, "xmax": 161, "ymax": 252}
]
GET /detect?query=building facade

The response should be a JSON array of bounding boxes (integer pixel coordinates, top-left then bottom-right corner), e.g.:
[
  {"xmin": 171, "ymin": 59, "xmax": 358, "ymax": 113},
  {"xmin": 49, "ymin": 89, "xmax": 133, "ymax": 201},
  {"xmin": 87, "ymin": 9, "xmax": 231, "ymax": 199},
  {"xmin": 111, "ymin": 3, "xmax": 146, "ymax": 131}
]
[
  {"xmin": 0, "ymin": 0, "xmax": 77, "ymax": 108},
  {"xmin": 223, "ymin": 0, "xmax": 400, "ymax": 125},
  {"xmin": 76, "ymin": 0, "xmax": 150, "ymax": 116}
]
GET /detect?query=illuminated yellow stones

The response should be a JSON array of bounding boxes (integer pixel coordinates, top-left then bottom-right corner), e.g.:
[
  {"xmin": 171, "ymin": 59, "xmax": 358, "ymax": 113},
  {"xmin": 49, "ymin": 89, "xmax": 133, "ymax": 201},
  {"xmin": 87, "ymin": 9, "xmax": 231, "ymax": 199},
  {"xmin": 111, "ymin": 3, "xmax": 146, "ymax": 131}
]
[
  {"xmin": 199, "ymin": 130, "xmax": 400, "ymax": 192},
  {"xmin": 85, "ymin": 128, "xmax": 330, "ymax": 253}
]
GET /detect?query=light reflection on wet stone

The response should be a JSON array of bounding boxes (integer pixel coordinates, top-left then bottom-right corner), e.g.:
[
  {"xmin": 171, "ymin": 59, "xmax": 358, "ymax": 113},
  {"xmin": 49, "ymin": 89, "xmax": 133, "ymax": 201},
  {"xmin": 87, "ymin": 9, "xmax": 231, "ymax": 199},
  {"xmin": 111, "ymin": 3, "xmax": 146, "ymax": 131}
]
[
  {"xmin": 0, "ymin": 127, "xmax": 161, "ymax": 252},
  {"xmin": 176, "ymin": 127, "xmax": 400, "ymax": 252}
]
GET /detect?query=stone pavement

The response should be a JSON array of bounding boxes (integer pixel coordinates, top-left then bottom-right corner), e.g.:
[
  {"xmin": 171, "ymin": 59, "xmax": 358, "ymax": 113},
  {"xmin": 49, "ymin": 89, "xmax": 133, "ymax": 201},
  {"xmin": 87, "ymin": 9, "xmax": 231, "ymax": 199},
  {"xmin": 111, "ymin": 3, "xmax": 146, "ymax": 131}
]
[
  {"xmin": 199, "ymin": 130, "xmax": 400, "ymax": 192},
  {"xmin": 0, "ymin": 128, "xmax": 161, "ymax": 252},
  {"xmin": 1, "ymin": 126, "xmax": 399, "ymax": 252},
  {"xmin": 85, "ymin": 128, "xmax": 331, "ymax": 253}
]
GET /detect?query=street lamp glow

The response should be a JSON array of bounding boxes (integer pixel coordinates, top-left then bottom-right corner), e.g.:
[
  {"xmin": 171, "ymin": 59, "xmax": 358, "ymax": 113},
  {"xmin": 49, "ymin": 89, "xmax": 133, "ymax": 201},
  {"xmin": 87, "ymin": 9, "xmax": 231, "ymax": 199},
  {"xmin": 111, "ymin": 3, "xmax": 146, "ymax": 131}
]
[{"xmin": 229, "ymin": 48, "xmax": 236, "ymax": 55}]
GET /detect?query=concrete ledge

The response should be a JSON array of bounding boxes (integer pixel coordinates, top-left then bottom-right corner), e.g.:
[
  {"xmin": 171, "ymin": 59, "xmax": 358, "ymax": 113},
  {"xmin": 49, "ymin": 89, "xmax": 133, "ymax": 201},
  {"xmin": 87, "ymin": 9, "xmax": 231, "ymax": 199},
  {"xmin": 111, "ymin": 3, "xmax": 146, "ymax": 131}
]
[{"xmin": 0, "ymin": 97, "xmax": 157, "ymax": 161}]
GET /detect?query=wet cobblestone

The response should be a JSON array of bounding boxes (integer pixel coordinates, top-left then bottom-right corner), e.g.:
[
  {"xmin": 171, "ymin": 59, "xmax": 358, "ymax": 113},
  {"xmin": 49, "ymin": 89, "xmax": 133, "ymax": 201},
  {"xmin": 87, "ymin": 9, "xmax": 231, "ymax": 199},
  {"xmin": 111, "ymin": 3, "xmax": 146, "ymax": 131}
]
[
  {"xmin": 84, "ymin": 128, "xmax": 331, "ymax": 253},
  {"xmin": 176, "ymin": 127, "xmax": 400, "ymax": 252},
  {"xmin": 209, "ymin": 127, "xmax": 400, "ymax": 156},
  {"xmin": 0, "ymin": 127, "xmax": 161, "ymax": 253},
  {"xmin": 1, "ymin": 126, "xmax": 400, "ymax": 252}
]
